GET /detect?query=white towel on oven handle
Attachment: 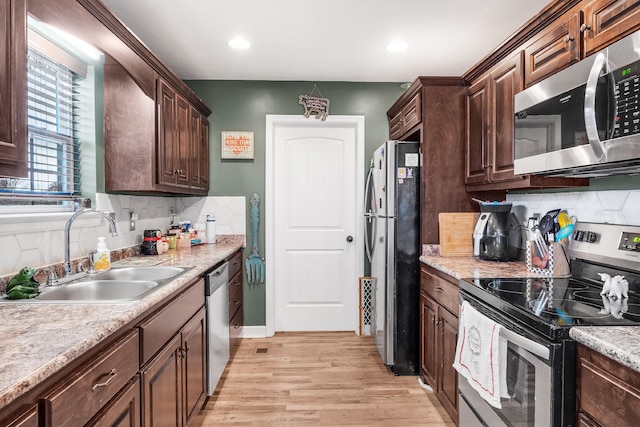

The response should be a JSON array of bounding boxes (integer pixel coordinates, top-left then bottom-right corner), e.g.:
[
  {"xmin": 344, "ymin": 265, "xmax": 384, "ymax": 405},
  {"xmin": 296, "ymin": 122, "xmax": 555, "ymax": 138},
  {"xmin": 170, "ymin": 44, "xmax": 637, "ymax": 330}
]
[{"xmin": 453, "ymin": 301, "xmax": 508, "ymax": 409}]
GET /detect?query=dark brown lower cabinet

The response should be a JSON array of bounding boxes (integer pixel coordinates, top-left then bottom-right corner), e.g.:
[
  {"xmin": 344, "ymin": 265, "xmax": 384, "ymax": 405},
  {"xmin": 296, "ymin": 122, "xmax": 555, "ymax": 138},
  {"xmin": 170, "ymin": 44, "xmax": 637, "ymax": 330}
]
[
  {"xmin": 228, "ymin": 250, "xmax": 244, "ymax": 356},
  {"xmin": 577, "ymin": 344, "xmax": 640, "ymax": 427},
  {"xmin": 1, "ymin": 278, "xmax": 208, "ymax": 427},
  {"xmin": 182, "ymin": 309, "xmax": 207, "ymax": 425},
  {"xmin": 439, "ymin": 308, "xmax": 459, "ymax": 418},
  {"xmin": 87, "ymin": 377, "xmax": 141, "ymax": 427},
  {"xmin": 5, "ymin": 406, "xmax": 38, "ymax": 427},
  {"xmin": 420, "ymin": 266, "xmax": 459, "ymax": 424},
  {"xmin": 43, "ymin": 330, "xmax": 140, "ymax": 427},
  {"xmin": 142, "ymin": 333, "xmax": 183, "ymax": 426},
  {"xmin": 142, "ymin": 307, "xmax": 206, "ymax": 427}
]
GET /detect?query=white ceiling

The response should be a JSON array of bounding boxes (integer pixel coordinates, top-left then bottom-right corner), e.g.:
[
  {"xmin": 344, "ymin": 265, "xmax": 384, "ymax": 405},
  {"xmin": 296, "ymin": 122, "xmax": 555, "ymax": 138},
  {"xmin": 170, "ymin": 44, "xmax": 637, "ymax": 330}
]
[{"xmin": 100, "ymin": 0, "xmax": 551, "ymax": 82}]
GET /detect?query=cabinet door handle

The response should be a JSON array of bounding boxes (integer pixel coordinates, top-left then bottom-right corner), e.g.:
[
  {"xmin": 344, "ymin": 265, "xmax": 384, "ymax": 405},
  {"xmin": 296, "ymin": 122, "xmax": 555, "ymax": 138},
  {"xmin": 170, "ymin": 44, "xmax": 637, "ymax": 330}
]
[
  {"xmin": 564, "ymin": 34, "xmax": 574, "ymax": 43},
  {"xmin": 580, "ymin": 23, "xmax": 591, "ymax": 33},
  {"xmin": 92, "ymin": 368, "xmax": 117, "ymax": 391}
]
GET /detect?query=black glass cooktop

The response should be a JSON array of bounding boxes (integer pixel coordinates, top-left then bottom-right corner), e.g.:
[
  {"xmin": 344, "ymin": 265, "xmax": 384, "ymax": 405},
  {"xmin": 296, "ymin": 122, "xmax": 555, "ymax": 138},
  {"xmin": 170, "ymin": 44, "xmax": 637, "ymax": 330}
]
[{"xmin": 460, "ymin": 261, "xmax": 640, "ymax": 340}]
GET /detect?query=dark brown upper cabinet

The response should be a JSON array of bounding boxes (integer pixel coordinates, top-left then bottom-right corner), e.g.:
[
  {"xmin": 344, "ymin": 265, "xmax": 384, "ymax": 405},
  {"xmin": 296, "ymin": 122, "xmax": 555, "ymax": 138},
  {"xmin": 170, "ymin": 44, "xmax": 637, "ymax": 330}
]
[
  {"xmin": 387, "ymin": 77, "xmax": 475, "ymax": 244},
  {"xmin": 460, "ymin": 0, "xmax": 640, "ymax": 192},
  {"xmin": 466, "ymin": 53, "xmax": 527, "ymax": 189},
  {"xmin": 158, "ymin": 80, "xmax": 191, "ymax": 189},
  {"xmin": 582, "ymin": 0, "xmax": 640, "ymax": 56},
  {"xmin": 524, "ymin": 11, "xmax": 581, "ymax": 87},
  {"xmin": 466, "ymin": 52, "xmax": 589, "ymax": 192},
  {"xmin": 524, "ymin": 0, "xmax": 640, "ymax": 88},
  {"xmin": 389, "ymin": 93, "xmax": 421, "ymax": 140},
  {"xmin": 0, "ymin": 0, "xmax": 27, "ymax": 178},
  {"xmin": 15, "ymin": 0, "xmax": 211, "ymax": 195}
]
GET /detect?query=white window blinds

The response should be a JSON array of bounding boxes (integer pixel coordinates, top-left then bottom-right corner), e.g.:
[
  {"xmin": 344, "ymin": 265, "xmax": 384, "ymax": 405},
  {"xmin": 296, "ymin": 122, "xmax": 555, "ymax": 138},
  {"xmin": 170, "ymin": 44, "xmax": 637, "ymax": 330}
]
[{"xmin": 0, "ymin": 48, "xmax": 81, "ymax": 204}]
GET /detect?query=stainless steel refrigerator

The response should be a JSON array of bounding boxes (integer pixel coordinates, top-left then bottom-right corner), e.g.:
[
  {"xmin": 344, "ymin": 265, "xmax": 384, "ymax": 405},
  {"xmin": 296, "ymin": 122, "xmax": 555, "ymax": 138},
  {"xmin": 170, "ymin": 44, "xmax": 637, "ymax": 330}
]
[{"xmin": 364, "ymin": 140, "xmax": 420, "ymax": 375}]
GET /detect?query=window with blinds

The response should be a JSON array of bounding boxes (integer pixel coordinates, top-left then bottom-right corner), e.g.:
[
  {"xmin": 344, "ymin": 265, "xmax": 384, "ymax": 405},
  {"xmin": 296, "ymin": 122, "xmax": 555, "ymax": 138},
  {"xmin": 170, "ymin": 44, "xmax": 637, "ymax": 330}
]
[
  {"xmin": 0, "ymin": 41, "xmax": 87, "ymax": 209},
  {"xmin": 0, "ymin": 49, "xmax": 80, "ymax": 205}
]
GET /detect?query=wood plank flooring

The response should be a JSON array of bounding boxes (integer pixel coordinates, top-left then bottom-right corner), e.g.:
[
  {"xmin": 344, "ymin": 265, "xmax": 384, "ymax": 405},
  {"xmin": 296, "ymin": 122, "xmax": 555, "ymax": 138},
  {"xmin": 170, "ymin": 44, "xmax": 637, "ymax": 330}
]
[{"xmin": 192, "ymin": 332, "xmax": 455, "ymax": 426}]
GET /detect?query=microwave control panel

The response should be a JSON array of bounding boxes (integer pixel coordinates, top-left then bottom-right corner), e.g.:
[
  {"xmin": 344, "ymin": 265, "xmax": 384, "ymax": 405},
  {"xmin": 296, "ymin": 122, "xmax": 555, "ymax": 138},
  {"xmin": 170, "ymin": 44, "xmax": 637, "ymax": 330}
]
[{"xmin": 613, "ymin": 59, "xmax": 640, "ymax": 138}]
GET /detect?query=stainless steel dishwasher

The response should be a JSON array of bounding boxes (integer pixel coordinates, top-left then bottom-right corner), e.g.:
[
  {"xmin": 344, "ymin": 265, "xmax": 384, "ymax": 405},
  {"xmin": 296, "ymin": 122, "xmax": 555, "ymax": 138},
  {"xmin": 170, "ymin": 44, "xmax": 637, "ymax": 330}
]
[{"xmin": 205, "ymin": 261, "xmax": 230, "ymax": 395}]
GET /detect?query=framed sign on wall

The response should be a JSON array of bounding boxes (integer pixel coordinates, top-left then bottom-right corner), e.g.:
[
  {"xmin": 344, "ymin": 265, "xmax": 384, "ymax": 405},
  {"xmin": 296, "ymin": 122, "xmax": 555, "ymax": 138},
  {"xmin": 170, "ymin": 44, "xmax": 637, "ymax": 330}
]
[{"xmin": 222, "ymin": 131, "xmax": 254, "ymax": 159}]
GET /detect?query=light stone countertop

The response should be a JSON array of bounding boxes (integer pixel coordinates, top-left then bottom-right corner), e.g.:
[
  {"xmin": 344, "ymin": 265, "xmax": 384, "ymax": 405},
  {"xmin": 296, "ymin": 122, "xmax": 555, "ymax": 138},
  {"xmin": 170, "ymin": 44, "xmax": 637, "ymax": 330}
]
[
  {"xmin": 419, "ymin": 245, "xmax": 545, "ymax": 280},
  {"xmin": 421, "ymin": 245, "xmax": 640, "ymax": 374},
  {"xmin": 570, "ymin": 327, "xmax": 640, "ymax": 373},
  {"xmin": 0, "ymin": 237, "xmax": 244, "ymax": 409}
]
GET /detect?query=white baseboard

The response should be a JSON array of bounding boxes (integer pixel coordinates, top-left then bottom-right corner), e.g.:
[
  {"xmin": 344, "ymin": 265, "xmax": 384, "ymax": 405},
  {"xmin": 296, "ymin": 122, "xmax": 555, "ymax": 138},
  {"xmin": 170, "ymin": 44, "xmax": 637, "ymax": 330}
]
[{"xmin": 238, "ymin": 325, "xmax": 269, "ymax": 338}]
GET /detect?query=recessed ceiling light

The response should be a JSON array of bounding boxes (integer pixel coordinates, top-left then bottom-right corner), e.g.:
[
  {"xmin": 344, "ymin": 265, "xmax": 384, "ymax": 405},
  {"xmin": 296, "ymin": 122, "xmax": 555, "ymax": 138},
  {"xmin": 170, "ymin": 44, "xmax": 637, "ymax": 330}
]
[
  {"xmin": 228, "ymin": 37, "xmax": 251, "ymax": 49},
  {"xmin": 386, "ymin": 41, "xmax": 408, "ymax": 52}
]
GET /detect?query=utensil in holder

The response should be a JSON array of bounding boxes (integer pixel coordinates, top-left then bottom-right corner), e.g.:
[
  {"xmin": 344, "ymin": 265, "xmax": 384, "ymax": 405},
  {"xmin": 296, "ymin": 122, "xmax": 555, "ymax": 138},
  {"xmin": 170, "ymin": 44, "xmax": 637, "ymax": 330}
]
[{"xmin": 526, "ymin": 240, "xmax": 570, "ymax": 276}]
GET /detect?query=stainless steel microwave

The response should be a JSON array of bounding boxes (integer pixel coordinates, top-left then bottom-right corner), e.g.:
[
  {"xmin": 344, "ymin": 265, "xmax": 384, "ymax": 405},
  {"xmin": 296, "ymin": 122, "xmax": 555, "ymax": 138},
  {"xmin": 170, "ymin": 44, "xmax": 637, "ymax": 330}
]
[{"xmin": 514, "ymin": 29, "xmax": 640, "ymax": 177}]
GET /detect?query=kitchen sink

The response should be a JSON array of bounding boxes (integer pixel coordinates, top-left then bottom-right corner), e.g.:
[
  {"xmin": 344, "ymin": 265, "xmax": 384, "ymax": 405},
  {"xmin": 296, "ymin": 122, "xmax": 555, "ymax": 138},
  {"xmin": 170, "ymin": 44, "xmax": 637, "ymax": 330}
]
[
  {"xmin": 36, "ymin": 280, "xmax": 160, "ymax": 302},
  {"xmin": 2, "ymin": 265, "xmax": 193, "ymax": 303},
  {"xmin": 91, "ymin": 266, "xmax": 188, "ymax": 282}
]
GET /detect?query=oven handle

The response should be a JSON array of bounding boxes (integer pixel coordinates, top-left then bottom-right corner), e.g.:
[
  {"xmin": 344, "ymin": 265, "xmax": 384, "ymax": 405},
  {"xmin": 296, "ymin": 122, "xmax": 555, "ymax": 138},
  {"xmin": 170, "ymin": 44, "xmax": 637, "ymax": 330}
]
[{"xmin": 500, "ymin": 327, "xmax": 550, "ymax": 361}]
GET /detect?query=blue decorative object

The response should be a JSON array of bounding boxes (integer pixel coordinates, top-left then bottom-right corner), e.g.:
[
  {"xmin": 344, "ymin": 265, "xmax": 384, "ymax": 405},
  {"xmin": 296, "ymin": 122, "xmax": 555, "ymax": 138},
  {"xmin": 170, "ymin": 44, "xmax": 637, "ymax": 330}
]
[{"xmin": 246, "ymin": 193, "xmax": 265, "ymax": 285}]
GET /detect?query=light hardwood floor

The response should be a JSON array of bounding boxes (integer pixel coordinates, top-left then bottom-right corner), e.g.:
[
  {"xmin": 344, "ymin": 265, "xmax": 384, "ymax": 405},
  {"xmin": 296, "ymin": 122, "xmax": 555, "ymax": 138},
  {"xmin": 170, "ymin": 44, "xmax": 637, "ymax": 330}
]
[{"xmin": 192, "ymin": 331, "xmax": 455, "ymax": 426}]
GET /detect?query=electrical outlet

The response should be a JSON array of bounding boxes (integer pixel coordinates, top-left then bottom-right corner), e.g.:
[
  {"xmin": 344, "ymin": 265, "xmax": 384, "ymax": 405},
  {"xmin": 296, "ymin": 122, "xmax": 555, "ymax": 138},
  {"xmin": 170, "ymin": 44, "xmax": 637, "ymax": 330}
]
[{"xmin": 129, "ymin": 211, "xmax": 138, "ymax": 231}]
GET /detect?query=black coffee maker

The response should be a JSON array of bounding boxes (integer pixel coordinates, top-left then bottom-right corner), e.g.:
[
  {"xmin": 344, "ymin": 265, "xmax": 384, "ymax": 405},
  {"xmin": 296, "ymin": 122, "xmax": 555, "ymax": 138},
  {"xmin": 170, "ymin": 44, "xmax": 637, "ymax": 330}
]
[{"xmin": 472, "ymin": 203, "xmax": 522, "ymax": 261}]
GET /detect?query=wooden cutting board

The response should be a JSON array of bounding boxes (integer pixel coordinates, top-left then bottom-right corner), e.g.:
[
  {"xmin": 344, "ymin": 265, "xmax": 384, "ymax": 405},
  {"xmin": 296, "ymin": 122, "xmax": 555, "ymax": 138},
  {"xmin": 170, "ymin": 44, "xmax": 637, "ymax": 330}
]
[{"xmin": 438, "ymin": 212, "xmax": 479, "ymax": 257}]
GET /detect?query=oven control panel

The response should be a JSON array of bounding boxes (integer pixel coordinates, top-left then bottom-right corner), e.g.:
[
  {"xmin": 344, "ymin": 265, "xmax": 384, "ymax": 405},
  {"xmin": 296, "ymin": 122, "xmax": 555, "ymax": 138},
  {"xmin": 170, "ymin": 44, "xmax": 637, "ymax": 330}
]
[
  {"xmin": 619, "ymin": 232, "xmax": 640, "ymax": 252},
  {"xmin": 569, "ymin": 222, "xmax": 640, "ymax": 270}
]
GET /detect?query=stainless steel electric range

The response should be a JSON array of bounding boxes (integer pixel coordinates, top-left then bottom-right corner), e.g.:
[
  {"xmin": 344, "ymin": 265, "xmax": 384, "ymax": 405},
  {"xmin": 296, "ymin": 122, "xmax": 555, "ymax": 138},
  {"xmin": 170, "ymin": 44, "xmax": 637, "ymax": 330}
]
[{"xmin": 458, "ymin": 222, "xmax": 640, "ymax": 427}]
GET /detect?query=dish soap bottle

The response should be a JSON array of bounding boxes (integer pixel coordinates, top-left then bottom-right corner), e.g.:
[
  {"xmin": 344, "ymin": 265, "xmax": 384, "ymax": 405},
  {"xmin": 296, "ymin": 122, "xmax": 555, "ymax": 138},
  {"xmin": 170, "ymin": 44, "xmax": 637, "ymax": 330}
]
[{"xmin": 94, "ymin": 237, "xmax": 111, "ymax": 271}]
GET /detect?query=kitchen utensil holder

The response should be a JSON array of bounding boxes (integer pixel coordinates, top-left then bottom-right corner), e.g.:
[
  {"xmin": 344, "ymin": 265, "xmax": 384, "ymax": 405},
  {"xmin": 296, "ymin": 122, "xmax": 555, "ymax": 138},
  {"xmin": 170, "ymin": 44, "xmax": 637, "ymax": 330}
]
[{"xmin": 526, "ymin": 240, "xmax": 570, "ymax": 276}]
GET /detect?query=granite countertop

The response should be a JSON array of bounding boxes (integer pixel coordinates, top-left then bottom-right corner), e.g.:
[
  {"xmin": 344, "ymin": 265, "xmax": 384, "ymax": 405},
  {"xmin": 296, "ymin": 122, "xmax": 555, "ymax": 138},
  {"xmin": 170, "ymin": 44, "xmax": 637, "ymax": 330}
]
[
  {"xmin": 421, "ymin": 245, "xmax": 640, "ymax": 374},
  {"xmin": 0, "ymin": 237, "xmax": 244, "ymax": 409},
  {"xmin": 419, "ymin": 245, "xmax": 545, "ymax": 280},
  {"xmin": 570, "ymin": 327, "xmax": 640, "ymax": 373}
]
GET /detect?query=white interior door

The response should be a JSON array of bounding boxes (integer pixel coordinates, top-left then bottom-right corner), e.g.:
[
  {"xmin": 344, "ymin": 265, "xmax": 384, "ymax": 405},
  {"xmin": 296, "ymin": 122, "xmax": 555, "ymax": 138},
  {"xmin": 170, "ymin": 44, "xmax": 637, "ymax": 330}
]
[{"xmin": 266, "ymin": 115, "xmax": 364, "ymax": 333}]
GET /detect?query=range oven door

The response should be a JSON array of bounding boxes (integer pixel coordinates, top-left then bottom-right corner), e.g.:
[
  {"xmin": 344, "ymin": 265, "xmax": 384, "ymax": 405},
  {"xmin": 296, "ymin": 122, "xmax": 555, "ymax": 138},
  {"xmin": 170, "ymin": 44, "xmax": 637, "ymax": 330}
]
[{"xmin": 458, "ymin": 295, "xmax": 553, "ymax": 427}]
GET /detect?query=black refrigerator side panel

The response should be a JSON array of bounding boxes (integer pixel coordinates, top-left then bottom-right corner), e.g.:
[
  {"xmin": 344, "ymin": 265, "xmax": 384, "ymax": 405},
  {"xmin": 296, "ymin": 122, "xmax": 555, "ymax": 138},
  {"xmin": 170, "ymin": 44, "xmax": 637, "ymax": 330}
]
[{"xmin": 393, "ymin": 142, "xmax": 420, "ymax": 375}]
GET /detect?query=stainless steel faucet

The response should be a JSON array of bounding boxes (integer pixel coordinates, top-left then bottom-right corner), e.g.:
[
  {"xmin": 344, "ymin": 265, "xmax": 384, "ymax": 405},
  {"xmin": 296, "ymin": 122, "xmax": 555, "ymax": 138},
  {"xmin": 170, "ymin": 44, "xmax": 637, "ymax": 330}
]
[{"xmin": 64, "ymin": 209, "xmax": 118, "ymax": 276}]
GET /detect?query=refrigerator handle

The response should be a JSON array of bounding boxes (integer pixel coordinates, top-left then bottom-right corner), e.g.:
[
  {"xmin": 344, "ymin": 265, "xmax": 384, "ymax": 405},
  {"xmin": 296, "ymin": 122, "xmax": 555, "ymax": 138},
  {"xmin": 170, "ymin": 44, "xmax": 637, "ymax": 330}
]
[{"xmin": 364, "ymin": 165, "xmax": 377, "ymax": 263}]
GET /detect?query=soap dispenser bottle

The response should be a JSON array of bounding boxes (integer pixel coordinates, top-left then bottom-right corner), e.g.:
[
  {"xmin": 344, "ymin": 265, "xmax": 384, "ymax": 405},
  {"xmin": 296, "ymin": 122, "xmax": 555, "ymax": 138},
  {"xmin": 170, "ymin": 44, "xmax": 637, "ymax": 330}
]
[{"xmin": 94, "ymin": 236, "xmax": 111, "ymax": 271}]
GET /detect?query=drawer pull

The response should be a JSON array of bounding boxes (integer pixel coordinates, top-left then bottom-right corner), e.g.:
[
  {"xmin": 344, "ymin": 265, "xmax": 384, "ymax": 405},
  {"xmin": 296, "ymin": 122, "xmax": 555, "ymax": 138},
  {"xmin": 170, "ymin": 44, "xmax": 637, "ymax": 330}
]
[
  {"xmin": 92, "ymin": 369, "xmax": 117, "ymax": 391},
  {"xmin": 234, "ymin": 300, "xmax": 241, "ymax": 305},
  {"xmin": 434, "ymin": 287, "xmax": 443, "ymax": 293}
]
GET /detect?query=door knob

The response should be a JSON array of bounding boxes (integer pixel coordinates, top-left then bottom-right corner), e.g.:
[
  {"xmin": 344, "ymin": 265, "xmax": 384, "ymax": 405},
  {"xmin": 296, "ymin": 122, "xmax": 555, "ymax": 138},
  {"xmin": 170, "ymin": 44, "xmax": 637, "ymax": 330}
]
[{"xmin": 346, "ymin": 235, "xmax": 353, "ymax": 242}]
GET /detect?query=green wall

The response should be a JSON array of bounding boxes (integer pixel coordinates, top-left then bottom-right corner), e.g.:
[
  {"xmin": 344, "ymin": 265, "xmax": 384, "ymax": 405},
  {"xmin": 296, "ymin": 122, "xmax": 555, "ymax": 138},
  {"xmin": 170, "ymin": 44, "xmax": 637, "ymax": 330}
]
[{"xmin": 185, "ymin": 80, "xmax": 406, "ymax": 326}]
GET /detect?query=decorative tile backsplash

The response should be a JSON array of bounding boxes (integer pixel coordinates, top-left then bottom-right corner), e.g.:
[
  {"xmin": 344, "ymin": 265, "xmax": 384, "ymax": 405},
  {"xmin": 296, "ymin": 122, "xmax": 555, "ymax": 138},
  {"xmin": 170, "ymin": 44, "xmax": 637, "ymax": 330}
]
[
  {"xmin": 0, "ymin": 194, "xmax": 246, "ymax": 278},
  {"xmin": 177, "ymin": 196, "xmax": 247, "ymax": 241},
  {"xmin": 507, "ymin": 189, "xmax": 640, "ymax": 226},
  {"xmin": 0, "ymin": 187, "xmax": 635, "ymax": 278}
]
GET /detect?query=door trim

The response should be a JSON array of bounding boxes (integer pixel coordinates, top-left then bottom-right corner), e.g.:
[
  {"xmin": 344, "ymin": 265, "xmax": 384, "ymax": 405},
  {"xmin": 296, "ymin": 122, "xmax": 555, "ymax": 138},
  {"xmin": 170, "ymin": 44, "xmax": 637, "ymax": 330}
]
[{"xmin": 265, "ymin": 115, "xmax": 365, "ymax": 336}]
